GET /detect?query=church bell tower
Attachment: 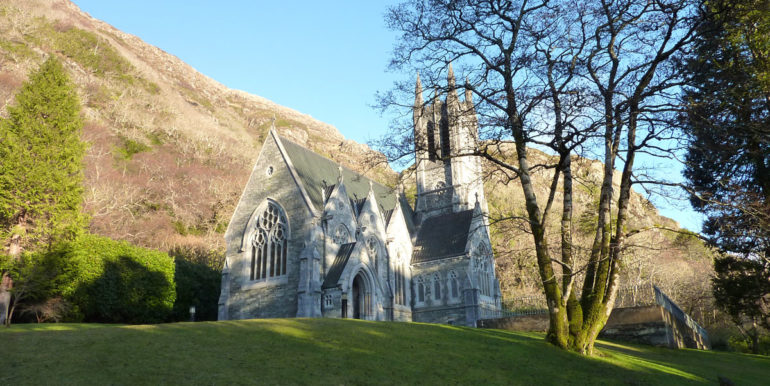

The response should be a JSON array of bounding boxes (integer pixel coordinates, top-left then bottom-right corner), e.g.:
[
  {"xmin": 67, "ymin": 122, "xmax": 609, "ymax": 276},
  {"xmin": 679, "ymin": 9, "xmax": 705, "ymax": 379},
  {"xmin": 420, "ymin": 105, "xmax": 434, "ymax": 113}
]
[{"xmin": 413, "ymin": 65, "xmax": 487, "ymax": 220}]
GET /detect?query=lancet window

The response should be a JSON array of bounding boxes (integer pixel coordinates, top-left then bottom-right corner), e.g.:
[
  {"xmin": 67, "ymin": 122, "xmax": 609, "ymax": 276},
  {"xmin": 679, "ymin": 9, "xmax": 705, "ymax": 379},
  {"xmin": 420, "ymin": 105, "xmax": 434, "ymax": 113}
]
[
  {"xmin": 433, "ymin": 273, "xmax": 442, "ymax": 300},
  {"xmin": 394, "ymin": 251, "xmax": 407, "ymax": 306},
  {"xmin": 449, "ymin": 271, "xmax": 460, "ymax": 298},
  {"xmin": 250, "ymin": 201, "xmax": 289, "ymax": 281},
  {"xmin": 417, "ymin": 276, "xmax": 425, "ymax": 303}
]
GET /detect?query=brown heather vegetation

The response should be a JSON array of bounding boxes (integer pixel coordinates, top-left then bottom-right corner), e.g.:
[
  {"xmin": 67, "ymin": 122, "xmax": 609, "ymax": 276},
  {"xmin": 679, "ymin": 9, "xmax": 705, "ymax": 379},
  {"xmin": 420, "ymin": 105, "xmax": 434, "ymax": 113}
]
[
  {"xmin": 0, "ymin": 0, "xmax": 394, "ymax": 258},
  {"xmin": 0, "ymin": 0, "xmax": 714, "ymax": 326}
]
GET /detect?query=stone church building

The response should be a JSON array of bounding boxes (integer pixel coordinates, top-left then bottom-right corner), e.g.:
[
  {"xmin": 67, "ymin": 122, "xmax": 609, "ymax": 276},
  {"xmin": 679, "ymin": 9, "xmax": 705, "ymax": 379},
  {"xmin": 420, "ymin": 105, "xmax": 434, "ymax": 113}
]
[{"xmin": 218, "ymin": 68, "xmax": 501, "ymax": 326}]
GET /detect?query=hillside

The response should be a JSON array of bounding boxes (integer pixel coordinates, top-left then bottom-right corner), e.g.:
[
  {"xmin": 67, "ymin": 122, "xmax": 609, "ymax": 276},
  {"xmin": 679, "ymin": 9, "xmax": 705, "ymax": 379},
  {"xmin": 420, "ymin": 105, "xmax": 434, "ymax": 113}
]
[
  {"xmin": 0, "ymin": 0, "xmax": 395, "ymax": 257},
  {"xmin": 2, "ymin": 319, "xmax": 768, "ymax": 384},
  {"xmin": 0, "ymin": 1, "xmax": 713, "ymax": 317}
]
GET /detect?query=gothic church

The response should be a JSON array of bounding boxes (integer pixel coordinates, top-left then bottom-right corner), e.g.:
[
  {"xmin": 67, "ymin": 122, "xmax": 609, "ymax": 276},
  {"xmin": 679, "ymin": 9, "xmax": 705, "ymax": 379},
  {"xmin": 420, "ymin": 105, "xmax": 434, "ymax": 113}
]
[{"xmin": 218, "ymin": 67, "xmax": 501, "ymax": 326}]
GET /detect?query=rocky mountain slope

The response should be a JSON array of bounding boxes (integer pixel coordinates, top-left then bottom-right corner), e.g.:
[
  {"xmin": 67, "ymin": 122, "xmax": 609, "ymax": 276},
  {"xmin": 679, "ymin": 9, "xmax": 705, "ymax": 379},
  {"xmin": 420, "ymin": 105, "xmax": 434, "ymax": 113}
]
[
  {"xmin": 0, "ymin": 0, "xmax": 394, "ymax": 256},
  {"xmin": 0, "ymin": 0, "xmax": 713, "ymax": 315}
]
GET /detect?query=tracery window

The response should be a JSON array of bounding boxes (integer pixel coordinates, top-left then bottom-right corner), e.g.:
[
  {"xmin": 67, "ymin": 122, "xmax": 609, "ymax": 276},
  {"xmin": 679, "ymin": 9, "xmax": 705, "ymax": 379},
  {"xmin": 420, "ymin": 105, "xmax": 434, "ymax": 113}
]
[
  {"xmin": 433, "ymin": 273, "xmax": 442, "ymax": 300},
  {"xmin": 332, "ymin": 224, "xmax": 350, "ymax": 245},
  {"xmin": 473, "ymin": 243, "xmax": 493, "ymax": 296},
  {"xmin": 417, "ymin": 276, "xmax": 425, "ymax": 303},
  {"xmin": 250, "ymin": 201, "xmax": 288, "ymax": 281},
  {"xmin": 449, "ymin": 271, "xmax": 459, "ymax": 298}
]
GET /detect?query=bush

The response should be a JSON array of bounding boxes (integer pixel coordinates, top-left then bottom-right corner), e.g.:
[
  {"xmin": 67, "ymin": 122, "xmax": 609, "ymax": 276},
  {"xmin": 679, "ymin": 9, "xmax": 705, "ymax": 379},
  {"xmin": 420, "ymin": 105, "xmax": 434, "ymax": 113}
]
[
  {"xmin": 171, "ymin": 259, "xmax": 221, "ymax": 322},
  {"xmin": 54, "ymin": 234, "xmax": 175, "ymax": 324}
]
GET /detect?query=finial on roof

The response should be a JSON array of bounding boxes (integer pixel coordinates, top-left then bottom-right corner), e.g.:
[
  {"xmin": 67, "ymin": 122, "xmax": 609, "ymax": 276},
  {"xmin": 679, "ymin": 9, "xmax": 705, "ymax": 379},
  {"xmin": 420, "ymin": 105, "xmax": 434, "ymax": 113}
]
[
  {"xmin": 271, "ymin": 114, "xmax": 276, "ymax": 130},
  {"xmin": 338, "ymin": 165, "xmax": 344, "ymax": 183},
  {"xmin": 415, "ymin": 72, "xmax": 423, "ymax": 108},
  {"xmin": 447, "ymin": 63, "xmax": 459, "ymax": 107},
  {"xmin": 369, "ymin": 179, "xmax": 374, "ymax": 193},
  {"xmin": 464, "ymin": 77, "xmax": 473, "ymax": 104}
]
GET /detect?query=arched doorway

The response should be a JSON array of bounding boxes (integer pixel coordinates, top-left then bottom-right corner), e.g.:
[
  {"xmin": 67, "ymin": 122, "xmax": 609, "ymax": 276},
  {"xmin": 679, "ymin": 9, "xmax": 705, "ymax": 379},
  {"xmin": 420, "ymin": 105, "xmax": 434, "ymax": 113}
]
[{"xmin": 351, "ymin": 273, "xmax": 369, "ymax": 319}]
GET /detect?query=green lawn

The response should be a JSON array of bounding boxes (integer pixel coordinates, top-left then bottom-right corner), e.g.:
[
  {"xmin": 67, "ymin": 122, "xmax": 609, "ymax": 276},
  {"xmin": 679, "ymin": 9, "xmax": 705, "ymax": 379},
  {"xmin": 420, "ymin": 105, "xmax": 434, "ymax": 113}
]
[{"xmin": 1, "ymin": 319, "xmax": 768, "ymax": 385}]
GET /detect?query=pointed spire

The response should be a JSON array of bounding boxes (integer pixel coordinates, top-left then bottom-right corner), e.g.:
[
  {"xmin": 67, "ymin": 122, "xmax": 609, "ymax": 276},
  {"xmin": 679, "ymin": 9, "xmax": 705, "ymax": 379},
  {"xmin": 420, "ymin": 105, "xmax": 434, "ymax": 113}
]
[
  {"xmin": 415, "ymin": 72, "xmax": 423, "ymax": 108},
  {"xmin": 446, "ymin": 63, "xmax": 460, "ymax": 108},
  {"xmin": 464, "ymin": 77, "xmax": 473, "ymax": 104},
  {"xmin": 368, "ymin": 179, "xmax": 374, "ymax": 194},
  {"xmin": 338, "ymin": 165, "xmax": 344, "ymax": 184}
]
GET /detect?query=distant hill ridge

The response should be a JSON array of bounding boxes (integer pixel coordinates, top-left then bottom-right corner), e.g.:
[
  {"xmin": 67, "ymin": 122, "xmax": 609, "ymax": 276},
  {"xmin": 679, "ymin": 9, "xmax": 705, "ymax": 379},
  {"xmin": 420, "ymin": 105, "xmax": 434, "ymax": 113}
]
[{"xmin": 0, "ymin": 0, "xmax": 393, "ymax": 255}]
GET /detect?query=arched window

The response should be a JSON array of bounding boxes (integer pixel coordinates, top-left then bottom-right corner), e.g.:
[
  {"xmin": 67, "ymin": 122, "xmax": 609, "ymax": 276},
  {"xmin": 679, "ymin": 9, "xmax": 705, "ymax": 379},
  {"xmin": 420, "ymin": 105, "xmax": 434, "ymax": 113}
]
[
  {"xmin": 473, "ymin": 243, "xmax": 493, "ymax": 296},
  {"xmin": 449, "ymin": 271, "xmax": 459, "ymax": 298},
  {"xmin": 433, "ymin": 274, "xmax": 442, "ymax": 300},
  {"xmin": 332, "ymin": 224, "xmax": 350, "ymax": 245},
  {"xmin": 417, "ymin": 277, "xmax": 425, "ymax": 303},
  {"xmin": 394, "ymin": 251, "xmax": 407, "ymax": 306},
  {"xmin": 250, "ymin": 201, "xmax": 288, "ymax": 281}
]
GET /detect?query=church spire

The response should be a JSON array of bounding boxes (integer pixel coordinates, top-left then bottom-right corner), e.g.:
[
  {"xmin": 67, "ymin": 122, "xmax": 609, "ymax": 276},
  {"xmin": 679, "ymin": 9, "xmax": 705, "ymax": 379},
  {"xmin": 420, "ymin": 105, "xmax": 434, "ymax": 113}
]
[
  {"xmin": 415, "ymin": 72, "xmax": 423, "ymax": 108},
  {"xmin": 446, "ymin": 63, "xmax": 460, "ymax": 109},
  {"xmin": 447, "ymin": 63, "xmax": 456, "ymax": 88}
]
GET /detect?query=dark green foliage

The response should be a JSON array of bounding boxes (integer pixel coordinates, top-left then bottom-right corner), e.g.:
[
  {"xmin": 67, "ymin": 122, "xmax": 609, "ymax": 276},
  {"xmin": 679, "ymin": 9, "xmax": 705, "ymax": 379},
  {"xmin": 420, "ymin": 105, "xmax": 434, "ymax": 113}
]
[
  {"xmin": 0, "ymin": 251, "xmax": 71, "ymax": 325},
  {"xmin": 171, "ymin": 259, "xmax": 221, "ymax": 322},
  {"xmin": 0, "ymin": 56, "xmax": 88, "ymax": 250},
  {"xmin": 712, "ymin": 255, "xmax": 770, "ymax": 353},
  {"xmin": 683, "ymin": 0, "xmax": 770, "ymax": 256},
  {"xmin": 53, "ymin": 234, "xmax": 176, "ymax": 324},
  {"xmin": 682, "ymin": 0, "xmax": 770, "ymax": 353}
]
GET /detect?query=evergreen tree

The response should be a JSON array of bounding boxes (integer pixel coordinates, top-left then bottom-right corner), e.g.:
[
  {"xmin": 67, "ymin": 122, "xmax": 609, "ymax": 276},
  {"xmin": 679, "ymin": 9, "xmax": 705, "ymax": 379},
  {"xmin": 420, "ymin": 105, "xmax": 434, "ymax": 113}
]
[
  {"xmin": 0, "ymin": 56, "xmax": 88, "ymax": 252},
  {"xmin": 1, "ymin": 56, "xmax": 87, "ymax": 324},
  {"xmin": 682, "ymin": 0, "xmax": 770, "ymax": 353}
]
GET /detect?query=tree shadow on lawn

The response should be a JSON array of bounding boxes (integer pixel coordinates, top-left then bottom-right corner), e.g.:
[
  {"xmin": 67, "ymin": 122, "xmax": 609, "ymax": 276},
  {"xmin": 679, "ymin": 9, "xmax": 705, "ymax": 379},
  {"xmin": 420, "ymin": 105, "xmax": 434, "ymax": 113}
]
[
  {"xmin": 594, "ymin": 339, "xmax": 770, "ymax": 385},
  {"xmin": 81, "ymin": 319, "xmax": 718, "ymax": 384},
  {"xmin": 6, "ymin": 319, "xmax": 768, "ymax": 385}
]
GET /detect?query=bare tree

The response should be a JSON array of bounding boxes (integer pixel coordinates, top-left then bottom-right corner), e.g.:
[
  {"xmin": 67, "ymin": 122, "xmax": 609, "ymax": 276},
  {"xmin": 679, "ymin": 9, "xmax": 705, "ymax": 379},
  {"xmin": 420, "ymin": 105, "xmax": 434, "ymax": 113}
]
[{"xmin": 377, "ymin": 0, "xmax": 701, "ymax": 354}]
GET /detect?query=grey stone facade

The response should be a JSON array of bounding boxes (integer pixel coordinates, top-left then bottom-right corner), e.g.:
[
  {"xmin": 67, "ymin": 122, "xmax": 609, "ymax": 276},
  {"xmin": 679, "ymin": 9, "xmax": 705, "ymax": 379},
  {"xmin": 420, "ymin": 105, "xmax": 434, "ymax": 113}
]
[{"xmin": 218, "ymin": 68, "xmax": 501, "ymax": 326}]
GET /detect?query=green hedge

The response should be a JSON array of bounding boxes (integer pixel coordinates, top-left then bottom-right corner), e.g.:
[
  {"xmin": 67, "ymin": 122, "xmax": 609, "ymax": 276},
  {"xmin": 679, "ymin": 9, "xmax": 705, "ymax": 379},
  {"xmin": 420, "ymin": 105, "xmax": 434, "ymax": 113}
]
[
  {"xmin": 54, "ymin": 234, "xmax": 175, "ymax": 324},
  {"xmin": 172, "ymin": 259, "xmax": 221, "ymax": 322}
]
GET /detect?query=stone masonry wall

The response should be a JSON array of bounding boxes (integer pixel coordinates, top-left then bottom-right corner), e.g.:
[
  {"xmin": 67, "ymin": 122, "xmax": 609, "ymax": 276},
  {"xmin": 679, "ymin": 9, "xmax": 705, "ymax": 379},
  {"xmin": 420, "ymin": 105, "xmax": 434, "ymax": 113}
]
[{"xmin": 223, "ymin": 134, "xmax": 316, "ymax": 319}]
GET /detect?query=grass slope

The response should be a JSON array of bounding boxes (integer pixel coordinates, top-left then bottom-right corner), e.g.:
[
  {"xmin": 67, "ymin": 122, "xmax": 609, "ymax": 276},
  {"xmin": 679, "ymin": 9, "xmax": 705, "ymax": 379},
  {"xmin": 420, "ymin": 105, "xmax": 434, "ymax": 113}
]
[{"xmin": 2, "ymin": 319, "xmax": 768, "ymax": 385}]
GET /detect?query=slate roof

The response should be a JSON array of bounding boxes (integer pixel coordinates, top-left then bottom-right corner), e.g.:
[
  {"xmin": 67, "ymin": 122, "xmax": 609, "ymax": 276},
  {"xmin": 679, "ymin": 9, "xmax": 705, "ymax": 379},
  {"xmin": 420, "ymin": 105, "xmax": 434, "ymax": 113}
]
[
  {"xmin": 412, "ymin": 209, "xmax": 474, "ymax": 263},
  {"xmin": 278, "ymin": 136, "xmax": 398, "ymax": 213},
  {"xmin": 322, "ymin": 242, "xmax": 356, "ymax": 289}
]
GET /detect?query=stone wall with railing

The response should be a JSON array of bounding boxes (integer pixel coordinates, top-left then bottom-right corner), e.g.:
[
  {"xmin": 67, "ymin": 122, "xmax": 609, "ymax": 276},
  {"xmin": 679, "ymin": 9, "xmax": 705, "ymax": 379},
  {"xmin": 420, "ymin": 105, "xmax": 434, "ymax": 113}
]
[{"xmin": 477, "ymin": 285, "xmax": 711, "ymax": 349}]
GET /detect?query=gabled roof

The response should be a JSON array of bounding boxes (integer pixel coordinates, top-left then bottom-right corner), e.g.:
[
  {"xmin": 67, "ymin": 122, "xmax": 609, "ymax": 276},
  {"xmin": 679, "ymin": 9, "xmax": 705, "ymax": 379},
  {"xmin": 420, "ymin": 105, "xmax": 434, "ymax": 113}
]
[
  {"xmin": 277, "ymin": 136, "xmax": 399, "ymax": 213},
  {"xmin": 322, "ymin": 242, "xmax": 356, "ymax": 289},
  {"xmin": 412, "ymin": 209, "xmax": 474, "ymax": 263}
]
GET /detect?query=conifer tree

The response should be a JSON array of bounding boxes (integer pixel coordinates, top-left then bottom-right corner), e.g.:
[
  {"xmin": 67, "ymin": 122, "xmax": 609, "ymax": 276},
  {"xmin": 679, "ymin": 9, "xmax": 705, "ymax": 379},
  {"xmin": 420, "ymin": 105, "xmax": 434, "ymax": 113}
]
[
  {"xmin": 0, "ymin": 56, "xmax": 87, "ymax": 252},
  {"xmin": 682, "ymin": 0, "xmax": 770, "ymax": 353},
  {"xmin": 1, "ymin": 56, "xmax": 87, "ymax": 324}
]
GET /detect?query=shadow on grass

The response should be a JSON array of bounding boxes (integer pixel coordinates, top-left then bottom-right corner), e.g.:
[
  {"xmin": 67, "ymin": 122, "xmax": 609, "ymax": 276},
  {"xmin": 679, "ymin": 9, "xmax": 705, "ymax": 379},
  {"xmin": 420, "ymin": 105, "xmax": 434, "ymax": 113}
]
[{"xmin": 4, "ymin": 319, "xmax": 770, "ymax": 385}]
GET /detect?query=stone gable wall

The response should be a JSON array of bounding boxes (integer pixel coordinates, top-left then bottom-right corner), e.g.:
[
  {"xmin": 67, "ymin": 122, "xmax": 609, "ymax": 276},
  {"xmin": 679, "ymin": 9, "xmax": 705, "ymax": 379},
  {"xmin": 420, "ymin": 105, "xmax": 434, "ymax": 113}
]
[{"xmin": 222, "ymin": 135, "xmax": 315, "ymax": 319}]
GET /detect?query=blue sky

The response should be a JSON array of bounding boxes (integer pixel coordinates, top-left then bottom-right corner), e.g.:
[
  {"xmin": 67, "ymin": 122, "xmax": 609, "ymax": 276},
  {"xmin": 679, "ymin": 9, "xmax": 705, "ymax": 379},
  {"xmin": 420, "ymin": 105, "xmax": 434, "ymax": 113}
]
[{"xmin": 70, "ymin": 0, "xmax": 704, "ymax": 232}]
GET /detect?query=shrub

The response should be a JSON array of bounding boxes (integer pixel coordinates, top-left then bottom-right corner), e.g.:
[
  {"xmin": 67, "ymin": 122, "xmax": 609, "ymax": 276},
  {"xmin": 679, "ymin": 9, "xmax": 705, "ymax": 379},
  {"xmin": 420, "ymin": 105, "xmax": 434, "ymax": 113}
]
[
  {"xmin": 55, "ymin": 234, "xmax": 175, "ymax": 324},
  {"xmin": 171, "ymin": 259, "xmax": 221, "ymax": 322}
]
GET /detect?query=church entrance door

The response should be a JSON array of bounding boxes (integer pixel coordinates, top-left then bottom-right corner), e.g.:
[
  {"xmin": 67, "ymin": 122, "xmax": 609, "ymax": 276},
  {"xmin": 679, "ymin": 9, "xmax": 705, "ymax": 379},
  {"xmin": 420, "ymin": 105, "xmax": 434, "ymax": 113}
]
[
  {"xmin": 352, "ymin": 273, "xmax": 366, "ymax": 319},
  {"xmin": 352, "ymin": 275, "xmax": 361, "ymax": 319}
]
